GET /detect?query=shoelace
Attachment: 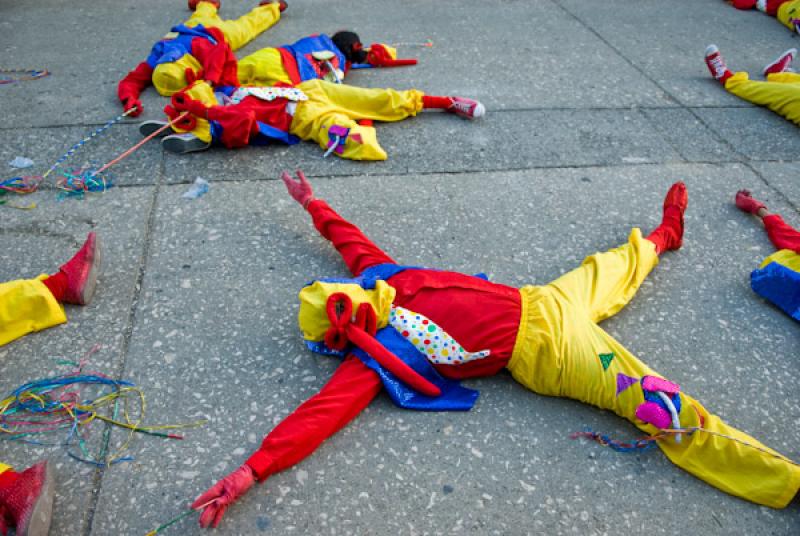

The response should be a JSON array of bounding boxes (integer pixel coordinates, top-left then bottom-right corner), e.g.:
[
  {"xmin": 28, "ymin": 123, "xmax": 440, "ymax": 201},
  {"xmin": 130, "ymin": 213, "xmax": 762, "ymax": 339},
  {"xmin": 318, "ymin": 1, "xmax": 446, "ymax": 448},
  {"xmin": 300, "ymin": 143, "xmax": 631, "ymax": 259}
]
[
  {"xmin": 707, "ymin": 54, "xmax": 727, "ymax": 78},
  {"xmin": 449, "ymin": 99, "xmax": 473, "ymax": 115}
]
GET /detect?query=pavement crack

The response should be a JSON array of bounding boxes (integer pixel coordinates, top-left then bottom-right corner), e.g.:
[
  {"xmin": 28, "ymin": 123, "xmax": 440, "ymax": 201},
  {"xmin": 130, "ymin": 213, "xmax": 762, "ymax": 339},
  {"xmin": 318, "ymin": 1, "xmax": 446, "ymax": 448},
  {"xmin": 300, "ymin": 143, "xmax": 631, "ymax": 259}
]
[{"xmin": 79, "ymin": 145, "xmax": 167, "ymax": 536}]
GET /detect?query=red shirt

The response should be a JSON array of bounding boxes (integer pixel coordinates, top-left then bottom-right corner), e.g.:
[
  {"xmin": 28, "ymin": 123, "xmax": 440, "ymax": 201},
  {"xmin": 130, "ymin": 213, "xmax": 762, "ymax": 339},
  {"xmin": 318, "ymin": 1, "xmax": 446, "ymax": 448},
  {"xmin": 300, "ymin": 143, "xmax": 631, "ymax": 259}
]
[{"xmin": 246, "ymin": 199, "xmax": 521, "ymax": 480}]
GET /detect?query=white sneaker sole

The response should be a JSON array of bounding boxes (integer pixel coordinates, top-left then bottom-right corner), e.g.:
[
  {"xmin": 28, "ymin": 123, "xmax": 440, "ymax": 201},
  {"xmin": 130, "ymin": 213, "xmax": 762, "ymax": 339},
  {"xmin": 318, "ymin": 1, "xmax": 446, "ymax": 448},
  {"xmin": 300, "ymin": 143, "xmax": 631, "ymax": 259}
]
[{"xmin": 162, "ymin": 135, "xmax": 211, "ymax": 154}]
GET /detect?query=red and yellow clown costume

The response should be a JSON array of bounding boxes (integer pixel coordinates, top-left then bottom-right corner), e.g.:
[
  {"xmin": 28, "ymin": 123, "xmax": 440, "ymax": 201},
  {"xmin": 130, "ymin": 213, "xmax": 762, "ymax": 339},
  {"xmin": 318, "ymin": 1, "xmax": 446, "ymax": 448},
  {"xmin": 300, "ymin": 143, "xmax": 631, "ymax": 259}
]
[
  {"xmin": 117, "ymin": 0, "xmax": 282, "ymax": 114},
  {"xmin": 217, "ymin": 194, "xmax": 800, "ymax": 512},
  {"xmin": 166, "ymin": 79, "xmax": 425, "ymax": 160},
  {"xmin": 238, "ymin": 34, "xmax": 414, "ymax": 87}
]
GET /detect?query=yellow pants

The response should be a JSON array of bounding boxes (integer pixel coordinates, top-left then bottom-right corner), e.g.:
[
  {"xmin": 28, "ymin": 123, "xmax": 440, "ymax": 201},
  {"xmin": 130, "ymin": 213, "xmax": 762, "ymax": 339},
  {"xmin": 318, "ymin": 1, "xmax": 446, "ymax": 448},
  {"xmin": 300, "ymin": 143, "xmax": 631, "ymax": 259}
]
[
  {"xmin": 186, "ymin": 1, "xmax": 280, "ymax": 51},
  {"xmin": 725, "ymin": 71, "xmax": 800, "ymax": 125},
  {"xmin": 778, "ymin": 0, "xmax": 800, "ymax": 31},
  {"xmin": 152, "ymin": 1, "xmax": 281, "ymax": 96},
  {"xmin": 290, "ymin": 79, "xmax": 424, "ymax": 160},
  {"xmin": 507, "ymin": 229, "xmax": 800, "ymax": 508},
  {"xmin": 237, "ymin": 47, "xmax": 293, "ymax": 87},
  {"xmin": 0, "ymin": 277, "xmax": 66, "ymax": 348}
]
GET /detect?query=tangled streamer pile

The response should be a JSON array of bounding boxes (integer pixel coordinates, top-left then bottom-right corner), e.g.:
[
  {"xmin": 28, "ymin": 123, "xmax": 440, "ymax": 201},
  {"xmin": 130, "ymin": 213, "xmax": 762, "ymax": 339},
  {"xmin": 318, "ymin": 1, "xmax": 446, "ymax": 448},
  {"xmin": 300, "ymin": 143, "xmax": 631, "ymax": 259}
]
[
  {"xmin": 56, "ymin": 166, "xmax": 113, "ymax": 199},
  {"xmin": 0, "ymin": 348, "xmax": 206, "ymax": 467}
]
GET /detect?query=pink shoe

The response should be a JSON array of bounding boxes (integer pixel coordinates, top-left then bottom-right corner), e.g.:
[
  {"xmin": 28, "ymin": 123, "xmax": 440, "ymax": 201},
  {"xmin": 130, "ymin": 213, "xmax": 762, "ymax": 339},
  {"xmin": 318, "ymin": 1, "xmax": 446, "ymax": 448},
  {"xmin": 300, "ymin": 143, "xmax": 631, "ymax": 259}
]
[
  {"xmin": 0, "ymin": 461, "xmax": 55, "ymax": 536},
  {"xmin": 705, "ymin": 45, "xmax": 733, "ymax": 83},
  {"xmin": 446, "ymin": 97, "xmax": 486, "ymax": 120},
  {"xmin": 763, "ymin": 48, "xmax": 797, "ymax": 76},
  {"xmin": 59, "ymin": 232, "xmax": 102, "ymax": 306}
]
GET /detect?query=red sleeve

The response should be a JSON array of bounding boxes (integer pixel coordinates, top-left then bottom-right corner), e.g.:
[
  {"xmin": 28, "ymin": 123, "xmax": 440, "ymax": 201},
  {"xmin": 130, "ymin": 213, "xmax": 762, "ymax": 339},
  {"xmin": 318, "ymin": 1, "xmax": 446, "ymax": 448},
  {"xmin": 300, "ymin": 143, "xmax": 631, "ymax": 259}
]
[
  {"xmin": 193, "ymin": 28, "xmax": 239, "ymax": 87},
  {"xmin": 245, "ymin": 354, "xmax": 382, "ymax": 481},
  {"xmin": 307, "ymin": 199, "xmax": 396, "ymax": 276},
  {"xmin": 763, "ymin": 214, "xmax": 800, "ymax": 253},
  {"xmin": 118, "ymin": 61, "xmax": 153, "ymax": 104}
]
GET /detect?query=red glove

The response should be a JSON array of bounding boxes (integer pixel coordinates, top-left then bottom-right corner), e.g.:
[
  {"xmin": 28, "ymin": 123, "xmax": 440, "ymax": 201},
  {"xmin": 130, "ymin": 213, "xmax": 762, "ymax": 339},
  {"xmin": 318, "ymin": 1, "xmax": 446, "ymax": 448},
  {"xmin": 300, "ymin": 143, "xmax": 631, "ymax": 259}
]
[
  {"xmin": 281, "ymin": 169, "xmax": 314, "ymax": 208},
  {"xmin": 121, "ymin": 96, "xmax": 143, "ymax": 117},
  {"xmin": 170, "ymin": 90, "xmax": 210, "ymax": 118},
  {"xmin": 192, "ymin": 464, "xmax": 256, "ymax": 528},
  {"xmin": 118, "ymin": 61, "xmax": 153, "ymax": 117},
  {"xmin": 366, "ymin": 44, "xmax": 417, "ymax": 67}
]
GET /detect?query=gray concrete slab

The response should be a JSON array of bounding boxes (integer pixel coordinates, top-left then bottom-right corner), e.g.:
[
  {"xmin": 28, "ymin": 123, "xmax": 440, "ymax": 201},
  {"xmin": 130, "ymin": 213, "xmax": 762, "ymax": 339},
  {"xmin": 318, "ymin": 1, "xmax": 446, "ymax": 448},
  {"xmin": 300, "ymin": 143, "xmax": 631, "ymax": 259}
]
[
  {"xmin": 639, "ymin": 108, "xmax": 738, "ymax": 163},
  {"xmin": 2, "ymin": 0, "xmax": 800, "ymax": 535},
  {"xmin": 91, "ymin": 165, "xmax": 799, "ymax": 536},
  {"xmin": 696, "ymin": 107, "xmax": 800, "ymax": 162},
  {"xmin": 0, "ymin": 125, "xmax": 163, "ymax": 188},
  {"xmin": 0, "ymin": 187, "xmax": 155, "ymax": 536},
  {"xmin": 751, "ymin": 162, "xmax": 800, "ymax": 207},
  {"xmin": 163, "ymin": 109, "xmax": 684, "ymax": 183},
  {"xmin": 556, "ymin": 0, "xmax": 800, "ymax": 108}
]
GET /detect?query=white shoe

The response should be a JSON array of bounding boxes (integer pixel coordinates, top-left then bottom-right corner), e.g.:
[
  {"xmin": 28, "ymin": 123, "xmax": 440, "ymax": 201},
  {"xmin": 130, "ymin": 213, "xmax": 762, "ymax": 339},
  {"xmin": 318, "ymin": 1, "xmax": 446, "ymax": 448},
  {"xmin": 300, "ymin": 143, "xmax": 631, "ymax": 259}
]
[
  {"xmin": 447, "ymin": 97, "xmax": 486, "ymax": 119},
  {"xmin": 139, "ymin": 120, "xmax": 171, "ymax": 137},
  {"xmin": 161, "ymin": 133, "xmax": 211, "ymax": 154}
]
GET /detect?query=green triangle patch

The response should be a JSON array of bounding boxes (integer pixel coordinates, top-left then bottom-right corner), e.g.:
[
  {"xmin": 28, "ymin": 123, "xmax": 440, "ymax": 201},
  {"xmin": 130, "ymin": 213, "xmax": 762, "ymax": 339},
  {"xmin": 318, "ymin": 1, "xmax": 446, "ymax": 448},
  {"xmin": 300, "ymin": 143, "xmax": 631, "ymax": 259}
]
[{"xmin": 598, "ymin": 352, "xmax": 615, "ymax": 371}]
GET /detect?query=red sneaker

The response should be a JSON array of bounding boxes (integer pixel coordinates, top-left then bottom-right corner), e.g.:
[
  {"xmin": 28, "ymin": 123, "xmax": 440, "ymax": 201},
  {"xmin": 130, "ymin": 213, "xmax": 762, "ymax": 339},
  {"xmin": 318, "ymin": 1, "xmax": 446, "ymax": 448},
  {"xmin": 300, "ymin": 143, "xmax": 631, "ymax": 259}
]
[
  {"xmin": 664, "ymin": 181, "xmax": 688, "ymax": 214},
  {"xmin": 59, "ymin": 232, "xmax": 102, "ymax": 306},
  {"xmin": 260, "ymin": 0, "xmax": 288, "ymax": 11},
  {"xmin": 705, "ymin": 45, "xmax": 733, "ymax": 83},
  {"xmin": 189, "ymin": 0, "xmax": 220, "ymax": 10},
  {"xmin": 0, "ymin": 461, "xmax": 55, "ymax": 536},
  {"xmin": 735, "ymin": 189, "xmax": 767, "ymax": 214},
  {"xmin": 763, "ymin": 48, "xmax": 796, "ymax": 76},
  {"xmin": 446, "ymin": 97, "xmax": 486, "ymax": 119}
]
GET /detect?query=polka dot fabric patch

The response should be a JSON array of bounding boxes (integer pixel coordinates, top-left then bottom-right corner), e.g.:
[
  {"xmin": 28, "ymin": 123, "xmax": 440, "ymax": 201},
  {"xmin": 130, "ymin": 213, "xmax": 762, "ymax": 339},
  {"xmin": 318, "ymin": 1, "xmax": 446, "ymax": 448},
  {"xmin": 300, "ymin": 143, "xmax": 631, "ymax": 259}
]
[
  {"xmin": 389, "ymin": 305, "xmax": 491, "ymax": 366},
  {"xmin": 230, "ymin": 86, "xmax": 309, "ymax": 104}
]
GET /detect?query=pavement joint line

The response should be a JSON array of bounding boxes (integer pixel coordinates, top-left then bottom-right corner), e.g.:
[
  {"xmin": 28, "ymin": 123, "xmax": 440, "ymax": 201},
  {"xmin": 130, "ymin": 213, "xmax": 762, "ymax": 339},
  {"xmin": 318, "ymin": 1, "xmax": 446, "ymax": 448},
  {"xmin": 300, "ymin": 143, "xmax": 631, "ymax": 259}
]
[
  {"xmin": 0, "ymin": 107, "xmax": 760, "ymax": 131},
  {"xmin": 549, "ymin": 0, "xmax": 754, "ymax": 166},
  {"xmin": 1, "ymin": 160, "xmax": 793, "ymax": 208},
  {"xmin": 634, "ymin": 108, "xmax": 690, "ymax": 163},
  {"xmin": 79, "ymin": 149, "xmax": 168, "ymax": 536},
  {"xmin": 741, "ymin": 161, "xmax": 800, "ymax": 215}
]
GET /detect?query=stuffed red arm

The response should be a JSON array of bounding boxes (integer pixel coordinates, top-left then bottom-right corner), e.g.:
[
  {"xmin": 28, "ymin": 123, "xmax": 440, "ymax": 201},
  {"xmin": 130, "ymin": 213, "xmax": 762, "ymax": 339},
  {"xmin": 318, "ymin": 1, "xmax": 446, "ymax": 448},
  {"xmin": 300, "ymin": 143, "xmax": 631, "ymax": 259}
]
[
  {"xmin": 307, "ymin": 199, "xmax": 397, "ymax": 276},
  {"xmin": 245, "ymin": 354, "xmax": 382, "ymax": 480},
  {"xmin": 118, "ymin": 61, "xmax": 154, "ymax": 117}
]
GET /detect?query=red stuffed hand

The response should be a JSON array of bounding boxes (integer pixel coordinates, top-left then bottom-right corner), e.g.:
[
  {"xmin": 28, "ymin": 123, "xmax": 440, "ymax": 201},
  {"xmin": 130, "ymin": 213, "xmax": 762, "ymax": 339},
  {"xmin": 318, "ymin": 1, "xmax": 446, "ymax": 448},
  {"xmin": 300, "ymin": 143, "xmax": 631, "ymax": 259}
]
[
  {"xmin": 121, "ymin": 97, "xmax": 143, "ymax": 117},
  {"xmin": 367, "ymin": 44, "xmax": 417, "ymax": 67},
  {"xmin": 171, "ymin": 91, "xmax": 209, "ymax": 118},
  {"xmin": 192, "ymin": 465, "xmax": 256, "ymax": 528},
  {"xmin": 281, "ymin": 169, "xmax": 314, "ymax": 208}
]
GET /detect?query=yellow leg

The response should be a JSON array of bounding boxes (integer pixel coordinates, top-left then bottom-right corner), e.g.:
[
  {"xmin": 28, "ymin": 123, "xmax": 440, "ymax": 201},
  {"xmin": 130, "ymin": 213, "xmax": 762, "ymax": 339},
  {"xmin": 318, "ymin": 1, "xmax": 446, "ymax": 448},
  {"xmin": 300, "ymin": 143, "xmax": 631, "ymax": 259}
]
[
  {"xmin": 546, "ymin": 228, "xmax": 658, "ymax": 323},
  {"xmin": 725, "ymin": 71, "xmax": 800, "ymax": 125},
  {"xmin": 0, "ymin": 463, "xmax": 11, "ymax": 474},
  {"xmin": 186, "ymin": 2, "xmax": 281, "ymax": 51},
  {"xmin": 290, "ymin": 80, "xmax": 424, "ymax": 160},
  {"xmin": 0, "ymin": 277, "xmax": 66, "ymax": 347},
  {"xmin": 508, "ymin": 233, "xmax": 800, "ymax": 508},
  {"xmin": 237, "ymin": 47, "xmax": 292, "ymax": 86}
]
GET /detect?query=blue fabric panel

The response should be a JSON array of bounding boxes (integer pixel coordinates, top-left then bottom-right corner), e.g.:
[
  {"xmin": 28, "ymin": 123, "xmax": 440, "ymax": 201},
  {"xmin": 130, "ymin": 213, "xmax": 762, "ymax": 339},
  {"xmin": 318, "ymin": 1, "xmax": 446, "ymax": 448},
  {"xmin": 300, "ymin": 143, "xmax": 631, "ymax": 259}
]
[
  {"xmin": 280, "ymin": 34, "xmax": 346, "ymax": 82},
  {"xmin": 751, "ymin": 261, "xmax": 800, "ymax": 322},
  {"xmin": 145, "ymin": 24, "xmax": 216, "ymax": 68},
  {"xmin": 351, "ymin": 327, "xmax": 479, "ymax": 411}
]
